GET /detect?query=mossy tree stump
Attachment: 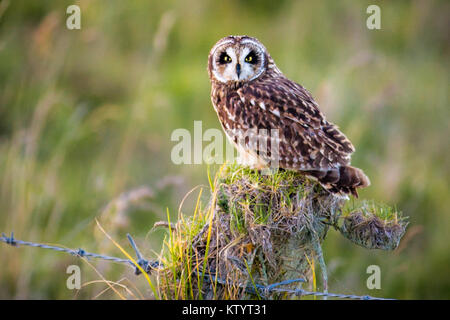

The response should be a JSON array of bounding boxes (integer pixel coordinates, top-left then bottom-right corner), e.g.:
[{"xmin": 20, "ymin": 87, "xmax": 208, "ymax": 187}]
[{"xmin": 157, "ymin": 164, "xmax": 407, "ymax": 300}]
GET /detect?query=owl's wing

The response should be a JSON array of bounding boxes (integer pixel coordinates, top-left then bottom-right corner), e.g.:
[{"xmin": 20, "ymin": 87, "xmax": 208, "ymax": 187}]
[{"xmin": 235, "ymin": 76, "xmax": 355, "ymax": 170}]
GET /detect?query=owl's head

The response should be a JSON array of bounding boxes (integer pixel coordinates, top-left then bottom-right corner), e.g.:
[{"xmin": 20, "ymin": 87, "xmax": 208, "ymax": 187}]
[{"xmin": 208, "ymin": 35, "xmax": 271, "ymax": 84}]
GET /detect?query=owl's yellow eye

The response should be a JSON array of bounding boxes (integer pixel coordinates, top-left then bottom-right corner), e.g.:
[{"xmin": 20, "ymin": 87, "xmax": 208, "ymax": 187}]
[
  {"xmin": 219, "ymin": 52, "xmax": 232, "ymax": 64},
  {"xmin": 244, "ymin": 52, "xmax": 257, "ymax": 64}
]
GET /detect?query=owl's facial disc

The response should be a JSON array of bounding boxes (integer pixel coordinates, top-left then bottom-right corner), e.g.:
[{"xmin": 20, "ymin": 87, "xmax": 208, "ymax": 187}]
[{"xmin": 211, "ymin": 38, "xmax": 265, "ymax": 83}]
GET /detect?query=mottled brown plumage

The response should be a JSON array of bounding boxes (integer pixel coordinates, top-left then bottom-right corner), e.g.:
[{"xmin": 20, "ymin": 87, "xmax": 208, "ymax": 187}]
[{"xmin": 207, "ymin": 35, "xmax": 370, "ymax": 197}]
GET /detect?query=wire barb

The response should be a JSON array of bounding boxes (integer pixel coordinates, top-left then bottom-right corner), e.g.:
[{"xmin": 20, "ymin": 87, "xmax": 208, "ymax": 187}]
[
  {"xmin": 76, "ymin": 248, "xmax": 86, "ymax": 258},
  {"xmin": 126, "ymin": 233, "xmax": 160, "ymax": 275},
  {"xmin": 0, "ymin": 232, "xmax": 393, "ymax": 300},
  {"xmin": 2, "ymin": 232, "xmax": 17, "ymax": 246}
]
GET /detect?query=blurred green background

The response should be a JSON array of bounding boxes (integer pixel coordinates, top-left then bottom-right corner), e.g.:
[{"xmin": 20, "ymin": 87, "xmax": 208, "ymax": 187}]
[{"xmin": 0, "ymin": 0, "xmax": 448, "ymax": 299}]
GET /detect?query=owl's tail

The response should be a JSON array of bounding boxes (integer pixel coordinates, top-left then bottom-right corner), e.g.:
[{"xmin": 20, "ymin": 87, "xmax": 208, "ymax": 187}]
[{"xmin": 306, "ymin": 165, "xmax": 370, "ymax": 198}]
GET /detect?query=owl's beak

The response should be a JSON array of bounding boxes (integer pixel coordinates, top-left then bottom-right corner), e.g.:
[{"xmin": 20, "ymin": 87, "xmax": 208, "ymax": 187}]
[{"xmin": 236, "ymin": 63, "xmax": 241, "ymax": 79}]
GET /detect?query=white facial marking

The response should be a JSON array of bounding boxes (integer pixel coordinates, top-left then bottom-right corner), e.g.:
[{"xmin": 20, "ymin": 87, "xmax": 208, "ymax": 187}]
[
  {"xmin": 210, "ymin": 39, "xmax": 234, "ymax": 57},
  {"xmin": 240, "ymin": 39, "xmax": 262, "ymax": 47},
  {"xmin": 241, "ymin": 47, "xmax": 251, "ymax": 59},
  {"xmin": 226, "ymin": 47, "xmax": 237, "ymax": 61}
]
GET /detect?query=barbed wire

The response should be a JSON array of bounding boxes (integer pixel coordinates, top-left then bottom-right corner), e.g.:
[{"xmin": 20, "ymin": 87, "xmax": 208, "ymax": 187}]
[{"xmin": 0, "ymin": 232, "xmax": 393, "ymax": 300}]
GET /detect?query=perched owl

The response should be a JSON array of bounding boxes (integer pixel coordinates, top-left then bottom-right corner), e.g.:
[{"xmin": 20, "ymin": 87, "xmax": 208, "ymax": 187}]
[{"xmin": 207, "ymin": 35, "xmax": 370, "ymax": 197}]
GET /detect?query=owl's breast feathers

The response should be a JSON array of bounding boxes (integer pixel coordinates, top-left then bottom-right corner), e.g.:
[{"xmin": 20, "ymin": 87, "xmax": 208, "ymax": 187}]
[{"xmin": 211, "ymin": 74, "xmax": 356, "ymax": 171}]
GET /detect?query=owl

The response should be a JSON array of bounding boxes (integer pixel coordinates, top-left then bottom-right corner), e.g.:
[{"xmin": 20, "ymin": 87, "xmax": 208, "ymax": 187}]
[{"xmin": 207, "ymin": 35, "xmax": 370, "ymax": 197}]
